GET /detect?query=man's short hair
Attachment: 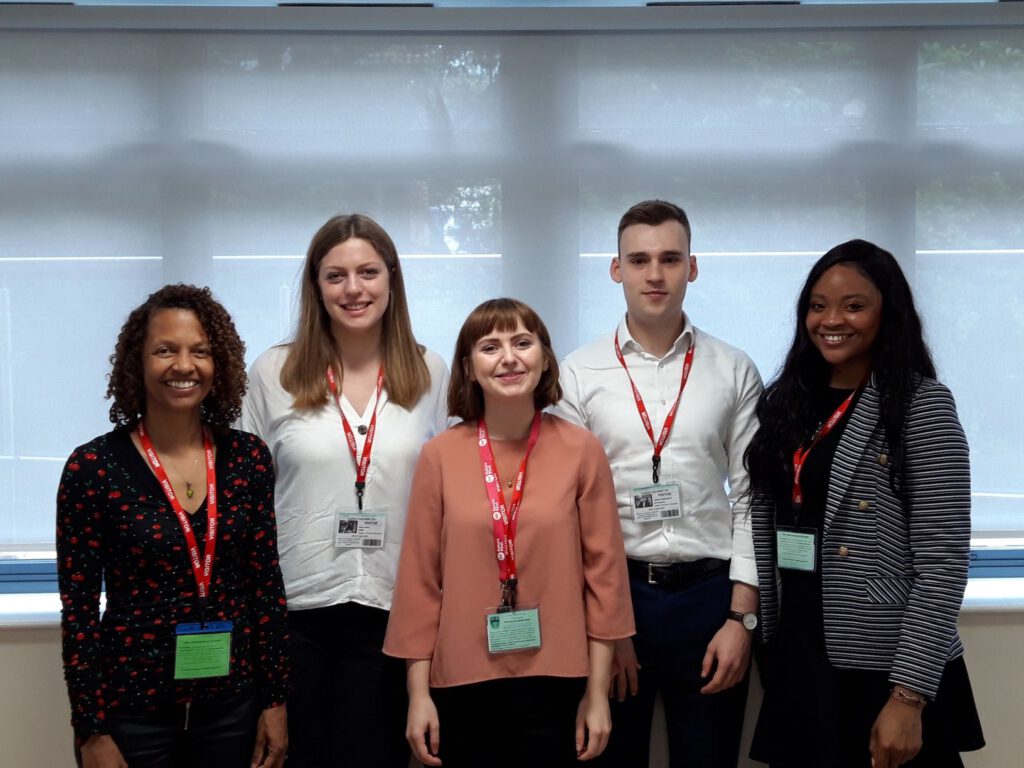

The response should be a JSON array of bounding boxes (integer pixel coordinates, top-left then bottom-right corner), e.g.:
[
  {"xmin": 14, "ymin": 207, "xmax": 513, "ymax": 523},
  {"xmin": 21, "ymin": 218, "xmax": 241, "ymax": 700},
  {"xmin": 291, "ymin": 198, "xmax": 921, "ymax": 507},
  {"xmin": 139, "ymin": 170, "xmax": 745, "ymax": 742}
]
[{"xmin": 617, "ymin": 200, "xmax": 692, "ymax": 255}]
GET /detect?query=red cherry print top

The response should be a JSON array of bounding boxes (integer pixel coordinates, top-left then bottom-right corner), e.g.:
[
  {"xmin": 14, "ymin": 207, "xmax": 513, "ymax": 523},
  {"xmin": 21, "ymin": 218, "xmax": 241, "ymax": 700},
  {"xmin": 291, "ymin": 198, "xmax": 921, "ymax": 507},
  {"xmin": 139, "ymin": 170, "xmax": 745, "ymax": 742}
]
[{"xmin": 56, "ymin": 428, "xmax": 289, "ymax": 741}]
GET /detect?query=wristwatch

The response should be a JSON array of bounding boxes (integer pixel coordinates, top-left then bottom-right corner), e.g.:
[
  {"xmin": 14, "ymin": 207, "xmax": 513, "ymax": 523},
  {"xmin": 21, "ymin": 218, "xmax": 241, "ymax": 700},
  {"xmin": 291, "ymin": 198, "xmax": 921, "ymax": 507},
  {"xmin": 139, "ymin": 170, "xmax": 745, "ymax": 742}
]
[{"xmin": 727, "ymin": 610, "xmax": 758, "ymax": 631}]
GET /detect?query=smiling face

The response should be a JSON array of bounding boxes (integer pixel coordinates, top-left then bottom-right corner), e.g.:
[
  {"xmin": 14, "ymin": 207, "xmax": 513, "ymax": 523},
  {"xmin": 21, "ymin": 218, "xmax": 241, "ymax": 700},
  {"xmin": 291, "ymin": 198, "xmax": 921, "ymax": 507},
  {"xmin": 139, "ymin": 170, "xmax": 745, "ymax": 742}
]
[
  {"xmin": 141, "ymin": 308, "xmax": 214, "ymax": 418},
  {"xmin": 806, "ymin": 263, "xmax": 883, "ymax": 387},
  {"xmin": 612, "ymin": 219, "xmax": 697, "ymax": 337},
  {"xmin": 317, "ymin": 237, "xmax": 391, "ymax": 339},
  {"xmin": 468, "ymin": 318, "xmax": 547, "ymax": 411}
]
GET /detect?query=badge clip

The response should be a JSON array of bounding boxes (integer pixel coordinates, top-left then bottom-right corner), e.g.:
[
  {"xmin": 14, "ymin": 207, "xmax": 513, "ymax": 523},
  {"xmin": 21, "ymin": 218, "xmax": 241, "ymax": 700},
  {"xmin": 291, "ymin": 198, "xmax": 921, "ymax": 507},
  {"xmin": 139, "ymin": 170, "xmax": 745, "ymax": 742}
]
[{"xmin": 498, "ymin": 577, "xmax": 518, "ymax": 613}]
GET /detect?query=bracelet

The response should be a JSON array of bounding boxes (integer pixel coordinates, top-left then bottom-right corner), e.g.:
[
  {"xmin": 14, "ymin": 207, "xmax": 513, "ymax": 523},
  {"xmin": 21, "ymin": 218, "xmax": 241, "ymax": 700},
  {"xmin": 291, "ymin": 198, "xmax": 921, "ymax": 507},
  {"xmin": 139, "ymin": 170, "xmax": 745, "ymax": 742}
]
[{"xmin": 890, "ymin": 687, "xmax": 927, "ymax": 709}]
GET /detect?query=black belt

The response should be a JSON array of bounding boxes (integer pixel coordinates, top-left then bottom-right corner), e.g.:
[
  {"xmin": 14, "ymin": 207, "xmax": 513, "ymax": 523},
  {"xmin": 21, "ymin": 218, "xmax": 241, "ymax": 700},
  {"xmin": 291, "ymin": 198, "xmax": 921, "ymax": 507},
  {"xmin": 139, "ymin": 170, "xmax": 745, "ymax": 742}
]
[{"xmin": 626, "ymin": 557, "xmax": 729, "ymax": 591}]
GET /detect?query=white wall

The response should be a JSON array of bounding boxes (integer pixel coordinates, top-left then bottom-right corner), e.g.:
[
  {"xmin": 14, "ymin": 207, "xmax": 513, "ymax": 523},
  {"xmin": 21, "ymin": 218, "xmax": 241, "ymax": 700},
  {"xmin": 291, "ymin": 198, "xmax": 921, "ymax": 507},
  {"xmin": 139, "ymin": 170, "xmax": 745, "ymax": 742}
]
[{"xmin": 2, "ymin": 610, "xmax": 1017, "ymax": 768}]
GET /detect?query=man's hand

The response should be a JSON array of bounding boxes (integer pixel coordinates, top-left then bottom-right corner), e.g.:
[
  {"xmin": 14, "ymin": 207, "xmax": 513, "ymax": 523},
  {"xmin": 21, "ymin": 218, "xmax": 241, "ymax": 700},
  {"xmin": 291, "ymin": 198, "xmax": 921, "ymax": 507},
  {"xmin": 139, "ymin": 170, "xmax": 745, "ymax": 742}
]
[
  {"xmin": 608, "ymin": 636, "xmax": 641, "ymax": 702},
  {"xmin": 699, "ymin": 619, "xmax": 751, "ymax": 694}
]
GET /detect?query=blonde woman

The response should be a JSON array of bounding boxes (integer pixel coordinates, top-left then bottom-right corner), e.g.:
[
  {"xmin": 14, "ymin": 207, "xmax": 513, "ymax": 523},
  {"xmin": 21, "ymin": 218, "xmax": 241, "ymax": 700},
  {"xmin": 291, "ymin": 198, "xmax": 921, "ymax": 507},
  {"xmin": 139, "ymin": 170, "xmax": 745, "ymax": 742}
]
[{"xmin": 240, "ymin": 214, "xmax": 448, "ymax": 768}]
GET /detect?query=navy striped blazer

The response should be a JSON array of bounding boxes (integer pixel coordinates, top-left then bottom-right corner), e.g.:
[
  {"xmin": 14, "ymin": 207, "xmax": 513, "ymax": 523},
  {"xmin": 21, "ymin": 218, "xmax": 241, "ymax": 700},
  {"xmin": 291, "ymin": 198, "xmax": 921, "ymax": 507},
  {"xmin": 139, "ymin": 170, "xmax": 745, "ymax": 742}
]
[{"xmin": 751, "ymin": 377, "xmax": 971, "ymax": 699}]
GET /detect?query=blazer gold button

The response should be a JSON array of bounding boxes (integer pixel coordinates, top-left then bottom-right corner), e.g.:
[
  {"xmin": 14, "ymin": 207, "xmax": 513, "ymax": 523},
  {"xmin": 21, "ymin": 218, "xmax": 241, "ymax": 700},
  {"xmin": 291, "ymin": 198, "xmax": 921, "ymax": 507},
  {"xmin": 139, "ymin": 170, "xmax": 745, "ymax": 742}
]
[
  {"xmin": 878, "ymin": 453, "xmax": 889, "ymax": 465},
  {"xmin": 838, "ymin": 546, "xmax": 850, "ymax": 557},
  {"xmin": 857, "ymin": 500, "xmax": 870, "ymax": 510}
]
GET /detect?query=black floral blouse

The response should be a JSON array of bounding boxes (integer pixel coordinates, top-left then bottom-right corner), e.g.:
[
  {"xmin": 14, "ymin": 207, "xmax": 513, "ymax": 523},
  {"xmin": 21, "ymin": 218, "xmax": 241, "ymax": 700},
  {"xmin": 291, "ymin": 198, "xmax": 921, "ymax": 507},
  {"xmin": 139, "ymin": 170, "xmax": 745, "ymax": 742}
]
[{"xmin": 56, "ymin": 427, "xmax": 289, "ymax": 740}]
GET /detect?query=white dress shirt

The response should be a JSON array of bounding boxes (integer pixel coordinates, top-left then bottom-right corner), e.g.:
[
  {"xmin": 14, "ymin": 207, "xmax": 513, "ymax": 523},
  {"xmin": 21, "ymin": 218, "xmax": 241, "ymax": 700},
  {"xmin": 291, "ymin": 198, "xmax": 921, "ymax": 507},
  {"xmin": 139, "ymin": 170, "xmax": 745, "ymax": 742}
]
[
  {"xmin": 554, "ymin": 315, "xmax": 761, "ymax": 587},
  {"xmin": 238, "ymin": 344, "xmax": 450, "ymax": 612}
]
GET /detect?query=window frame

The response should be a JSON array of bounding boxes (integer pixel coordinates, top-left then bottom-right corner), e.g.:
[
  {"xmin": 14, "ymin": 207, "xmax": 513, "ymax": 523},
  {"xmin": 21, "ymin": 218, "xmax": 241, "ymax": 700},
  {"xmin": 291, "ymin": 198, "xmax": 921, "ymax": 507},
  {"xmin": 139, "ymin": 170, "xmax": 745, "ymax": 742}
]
[{"xmin": 1, "ymin": 2, "xmax": 1022, "ymax": 593}]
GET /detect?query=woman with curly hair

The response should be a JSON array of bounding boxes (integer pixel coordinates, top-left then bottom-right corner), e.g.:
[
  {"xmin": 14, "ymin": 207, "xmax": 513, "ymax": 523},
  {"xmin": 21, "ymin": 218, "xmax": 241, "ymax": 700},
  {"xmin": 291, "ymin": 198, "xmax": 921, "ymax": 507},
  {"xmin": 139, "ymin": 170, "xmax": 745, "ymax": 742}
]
[
  {"xmin": 57, "ymin": 284, "xmax": 289, "ymax": 768},
  {"xmin": 239, "ymin": 214, "xmax": 449, "ymax": 768},
  {"xmin": 744, "ymin": 241, "xmax": 984, "ymax": 768}
]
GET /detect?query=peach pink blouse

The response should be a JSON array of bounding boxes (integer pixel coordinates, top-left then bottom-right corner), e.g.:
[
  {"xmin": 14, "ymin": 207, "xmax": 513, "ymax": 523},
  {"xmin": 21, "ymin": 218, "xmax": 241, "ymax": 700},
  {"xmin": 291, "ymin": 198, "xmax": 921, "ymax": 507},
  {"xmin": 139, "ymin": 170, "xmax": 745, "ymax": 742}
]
[{"xmin": 383, "ymin": 413, "xmax": 634, "ymax": 688}]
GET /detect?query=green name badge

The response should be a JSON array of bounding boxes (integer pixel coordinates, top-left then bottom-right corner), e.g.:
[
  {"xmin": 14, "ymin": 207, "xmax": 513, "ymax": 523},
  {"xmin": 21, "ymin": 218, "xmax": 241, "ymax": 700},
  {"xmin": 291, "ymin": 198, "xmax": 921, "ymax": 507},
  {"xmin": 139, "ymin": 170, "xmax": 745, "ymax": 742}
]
[
  {"xmin": 174, "ymin": 621, "xmax": 233, "ymax": 679},
  {"xmin": 776, "ymin": 527, "xmax": 818, "ymax": 572},
  {"xmin": 485, "ymin": 608, "xmax": 542, "ymax": 654}
]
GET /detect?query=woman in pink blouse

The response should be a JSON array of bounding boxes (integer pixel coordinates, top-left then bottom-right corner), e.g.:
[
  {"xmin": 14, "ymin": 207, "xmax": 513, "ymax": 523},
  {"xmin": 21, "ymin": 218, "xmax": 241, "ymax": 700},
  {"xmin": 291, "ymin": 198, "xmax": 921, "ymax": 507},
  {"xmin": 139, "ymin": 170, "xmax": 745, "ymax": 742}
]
[{"xmin": 384, "ymin": 298, "xmax": 634, "ymax": 767}]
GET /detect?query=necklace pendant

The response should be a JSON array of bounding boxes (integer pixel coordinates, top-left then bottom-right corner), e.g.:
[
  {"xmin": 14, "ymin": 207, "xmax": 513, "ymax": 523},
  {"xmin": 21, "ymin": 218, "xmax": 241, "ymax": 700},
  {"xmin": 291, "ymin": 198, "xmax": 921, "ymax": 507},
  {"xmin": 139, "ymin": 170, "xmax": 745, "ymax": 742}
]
[
  {"xmin": 186, "ymin": 482, "xmax": 195, "ymax": 499},
  {"xmin": 507, "ymin": 478, "xmax": 513, "ymax": 489}
]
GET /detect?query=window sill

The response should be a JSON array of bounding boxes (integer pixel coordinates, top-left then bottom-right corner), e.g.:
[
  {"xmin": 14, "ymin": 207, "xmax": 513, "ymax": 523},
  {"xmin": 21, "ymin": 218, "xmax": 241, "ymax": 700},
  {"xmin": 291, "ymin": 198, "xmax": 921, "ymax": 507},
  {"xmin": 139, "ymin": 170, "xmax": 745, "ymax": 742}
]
[{"xmin": 2, "ymin": 578, "xmax": 1023, "ymax": 629}]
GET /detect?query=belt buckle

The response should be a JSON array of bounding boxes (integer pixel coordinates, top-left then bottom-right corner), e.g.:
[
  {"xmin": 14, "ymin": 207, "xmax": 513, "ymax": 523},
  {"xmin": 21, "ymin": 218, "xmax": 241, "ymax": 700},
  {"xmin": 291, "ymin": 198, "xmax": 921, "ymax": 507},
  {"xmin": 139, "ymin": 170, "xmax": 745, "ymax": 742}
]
[{"xmin": 647, "ymin": 563, "xmax": 657, "ymax": 585}]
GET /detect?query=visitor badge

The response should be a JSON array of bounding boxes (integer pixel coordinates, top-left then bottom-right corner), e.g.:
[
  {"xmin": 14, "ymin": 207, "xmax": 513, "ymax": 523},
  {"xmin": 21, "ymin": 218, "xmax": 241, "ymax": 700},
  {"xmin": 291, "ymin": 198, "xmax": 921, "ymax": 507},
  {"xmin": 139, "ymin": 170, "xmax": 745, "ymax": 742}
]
[
  {"xmin": 630, "ymin": 482, "xmax": 683, "ymax": 523},
  {"xmin": 485, "ymin": 606, "xmax": 542, "ymax": 654},
  {"xmin": 776, "ymin": 527, "xmax": 818, "ymax": 572},
  {"xmin": 174, "ymin": 621, "xmax": 232, "ymax": 679},
  {"xmin": 334, "ymin": 508, "xmax": 387, "ymax": 549}
]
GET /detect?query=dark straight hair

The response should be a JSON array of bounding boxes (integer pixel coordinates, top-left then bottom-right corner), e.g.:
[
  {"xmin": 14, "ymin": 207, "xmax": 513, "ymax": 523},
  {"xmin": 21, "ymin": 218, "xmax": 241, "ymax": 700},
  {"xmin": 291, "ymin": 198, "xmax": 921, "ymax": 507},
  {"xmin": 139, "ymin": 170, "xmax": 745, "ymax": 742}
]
[{"xmin": 745, "ymin": 239, "xmax": 935, "ymax": 497}]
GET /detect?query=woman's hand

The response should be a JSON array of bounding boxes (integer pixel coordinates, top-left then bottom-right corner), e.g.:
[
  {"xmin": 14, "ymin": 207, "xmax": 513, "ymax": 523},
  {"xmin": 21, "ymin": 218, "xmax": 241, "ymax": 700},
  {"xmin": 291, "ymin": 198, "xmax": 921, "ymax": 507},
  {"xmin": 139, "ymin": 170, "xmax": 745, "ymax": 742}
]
[
  {"xmin": 406, "ymin": 692, "xmax": 442, "ymax": 766},
  {"xmin": 406, "ymin": 659, "xmax": 442, "ymax": 766},
  {"xmin": 79, "ymin": 734, "xmax": 127, "ymax": 768},
  {"xmin": 869, "ymin": 692, "xmax": 924, "ymax": 768},
  {"xmin": 579, "ymin": 638, "xmax": 615, "ymax": 760},
  {"xmin": 609, "ymin": 636, "xmax": 641, "ymax": 702},
  {"xmin": 250, "ymin": 704, "xmax": 288, "ymax": 768},
  {"xmin": 575, "ymin": 689, "xmax": 612, "ymax": 761}
]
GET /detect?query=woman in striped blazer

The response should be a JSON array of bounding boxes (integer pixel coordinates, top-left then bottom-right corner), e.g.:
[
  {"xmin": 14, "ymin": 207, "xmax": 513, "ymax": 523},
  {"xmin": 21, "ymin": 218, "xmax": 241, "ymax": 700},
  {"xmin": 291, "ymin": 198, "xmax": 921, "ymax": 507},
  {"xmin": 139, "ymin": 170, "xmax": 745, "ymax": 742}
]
[{"xmin": 744, "ymin": 240, "xmax": 983, "ymax": 768}]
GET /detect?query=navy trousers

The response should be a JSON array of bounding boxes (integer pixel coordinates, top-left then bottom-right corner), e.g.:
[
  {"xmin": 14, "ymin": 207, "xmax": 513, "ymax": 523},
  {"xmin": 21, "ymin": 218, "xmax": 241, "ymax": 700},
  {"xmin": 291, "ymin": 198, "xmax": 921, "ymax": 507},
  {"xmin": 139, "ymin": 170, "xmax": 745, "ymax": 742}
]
[{"xmin": 598, "ymin": 570, "xmax": 749, "ymax": 768}]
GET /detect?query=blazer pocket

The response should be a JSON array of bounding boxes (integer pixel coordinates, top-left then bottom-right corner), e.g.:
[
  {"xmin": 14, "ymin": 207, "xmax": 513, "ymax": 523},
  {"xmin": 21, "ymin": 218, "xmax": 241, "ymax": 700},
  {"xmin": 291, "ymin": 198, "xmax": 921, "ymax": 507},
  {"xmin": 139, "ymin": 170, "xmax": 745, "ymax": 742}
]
[{"xmin": 865, "ymin": 576, "xmax": 915, "ymax": 606}]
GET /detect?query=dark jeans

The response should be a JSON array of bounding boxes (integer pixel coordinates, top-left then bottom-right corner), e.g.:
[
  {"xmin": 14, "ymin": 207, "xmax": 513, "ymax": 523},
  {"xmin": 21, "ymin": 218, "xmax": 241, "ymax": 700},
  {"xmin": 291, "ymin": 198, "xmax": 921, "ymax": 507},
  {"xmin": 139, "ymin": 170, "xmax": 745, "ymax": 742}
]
[
  {"xmin": 431, "ymin": 676, "xmax": 587, "ymax": 768},
  {"xmin": 597, "ymin": 569, "xmax": 749, "ymax": 768},
  {"xmin": 286, "ymin": 602, "xmax": 409, "ymax": 768},
  {"xmin": 77, "ymin": 691, "xmax": 259, "ymax": 768}
]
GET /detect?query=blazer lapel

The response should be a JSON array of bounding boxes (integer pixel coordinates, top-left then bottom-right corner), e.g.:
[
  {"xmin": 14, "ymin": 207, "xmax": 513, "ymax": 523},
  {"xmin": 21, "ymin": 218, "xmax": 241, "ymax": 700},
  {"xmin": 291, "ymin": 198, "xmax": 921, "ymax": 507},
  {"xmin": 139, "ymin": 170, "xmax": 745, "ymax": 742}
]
[{"xmin": 823, "ymin": 383, "xmax": 881, "ymax": 536}]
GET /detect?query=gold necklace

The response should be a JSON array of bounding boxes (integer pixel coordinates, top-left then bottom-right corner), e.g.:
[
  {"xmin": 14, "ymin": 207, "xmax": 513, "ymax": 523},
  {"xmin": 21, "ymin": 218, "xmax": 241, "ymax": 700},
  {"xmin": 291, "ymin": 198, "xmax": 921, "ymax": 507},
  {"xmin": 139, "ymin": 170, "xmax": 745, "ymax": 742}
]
[{"xmin": 163, "ymin": 450, "xmax": 202, "ymax": 499}]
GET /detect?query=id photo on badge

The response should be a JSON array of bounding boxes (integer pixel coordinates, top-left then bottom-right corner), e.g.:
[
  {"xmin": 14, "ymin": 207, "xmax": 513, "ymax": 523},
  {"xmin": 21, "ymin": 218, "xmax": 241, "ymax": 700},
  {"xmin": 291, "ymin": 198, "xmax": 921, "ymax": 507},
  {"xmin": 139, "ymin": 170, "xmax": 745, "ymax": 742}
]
[
  {"xmin": 630, "ymin": 482, "xmax": 683, "ymax": 523},
  {"xmin": 334, "ymin": 508, "xmax": 388, "ymax": 549}
]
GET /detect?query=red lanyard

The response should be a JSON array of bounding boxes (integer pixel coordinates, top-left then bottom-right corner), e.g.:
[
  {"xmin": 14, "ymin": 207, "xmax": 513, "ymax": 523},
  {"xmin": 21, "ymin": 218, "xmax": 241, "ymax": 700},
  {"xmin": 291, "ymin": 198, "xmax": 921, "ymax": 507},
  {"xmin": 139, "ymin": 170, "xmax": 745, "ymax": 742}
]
[
  {"xmin": 614, "ymin": 329, "xmax": 695, "ymax": 484},
  {"xmin": 477, "ymin": 411, "xmax": 542, "ymax": 610},
  {"xmin": 327, "ymin": 364, "xmax": 384, "ymax": 511},
  {"xmin": 137, "ymin": 422, "xmax": 218, "ymax": 601},
  {"xmin": 791, "ymin": 389, "xmax": 859, "ymax": 508}
]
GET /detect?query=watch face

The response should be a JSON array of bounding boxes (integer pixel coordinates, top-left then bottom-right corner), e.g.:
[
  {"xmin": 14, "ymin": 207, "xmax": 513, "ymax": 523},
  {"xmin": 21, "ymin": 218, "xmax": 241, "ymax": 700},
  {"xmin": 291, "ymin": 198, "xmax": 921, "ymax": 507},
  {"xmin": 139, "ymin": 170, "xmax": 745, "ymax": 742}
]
[{"xmin": 743, "ymin": 613, "xmax": 758, "ymax": 630}]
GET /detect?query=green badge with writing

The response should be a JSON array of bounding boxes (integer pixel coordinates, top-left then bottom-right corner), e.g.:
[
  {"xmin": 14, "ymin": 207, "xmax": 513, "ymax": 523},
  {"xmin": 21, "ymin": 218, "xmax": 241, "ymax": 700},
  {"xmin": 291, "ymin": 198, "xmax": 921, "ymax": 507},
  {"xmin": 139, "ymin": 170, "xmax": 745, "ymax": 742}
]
[
  {"xmin": 485, "ymin": 608, "xmax": 542, "ymax": 654},
  {"xmin": 776, "ymin": 528, "xmax": 818, "ymax": 572},
  {"xmin": 174, "ymin": 621, "xmax": 233, "ymax": 679}
]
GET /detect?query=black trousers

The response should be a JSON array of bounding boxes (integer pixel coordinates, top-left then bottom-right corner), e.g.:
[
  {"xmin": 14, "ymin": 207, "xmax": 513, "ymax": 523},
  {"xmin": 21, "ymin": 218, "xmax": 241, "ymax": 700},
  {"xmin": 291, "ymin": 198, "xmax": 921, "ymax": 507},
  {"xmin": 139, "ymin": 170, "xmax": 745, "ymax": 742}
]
[
  {"xmin": 286, "ymin": 602, "xmax": 410, "ymax": 768},
  {"xmin": 430, "ymin": 676, "xmax": 587, "ymax": 768},
  {"xmin": 78, "ymin": 691, "xmax": 259, "ymax": 768}
]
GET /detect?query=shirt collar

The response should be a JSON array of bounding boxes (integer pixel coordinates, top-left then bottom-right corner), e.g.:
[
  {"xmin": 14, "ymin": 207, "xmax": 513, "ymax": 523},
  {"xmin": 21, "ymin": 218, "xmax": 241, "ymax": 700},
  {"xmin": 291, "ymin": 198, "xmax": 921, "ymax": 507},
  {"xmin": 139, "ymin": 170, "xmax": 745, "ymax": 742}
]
[{"xmin": 617, "ymin": 313, "xmax": 695, "ymax": 358}]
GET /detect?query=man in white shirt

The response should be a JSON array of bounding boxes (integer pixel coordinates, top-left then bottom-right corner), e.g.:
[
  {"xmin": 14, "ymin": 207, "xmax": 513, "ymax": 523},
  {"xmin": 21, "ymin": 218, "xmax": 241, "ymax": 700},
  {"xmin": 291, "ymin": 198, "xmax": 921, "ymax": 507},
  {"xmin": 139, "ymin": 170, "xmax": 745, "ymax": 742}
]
[{"xmin": 554, "ymin": 200, "xmax": 761, "ymax": 768}]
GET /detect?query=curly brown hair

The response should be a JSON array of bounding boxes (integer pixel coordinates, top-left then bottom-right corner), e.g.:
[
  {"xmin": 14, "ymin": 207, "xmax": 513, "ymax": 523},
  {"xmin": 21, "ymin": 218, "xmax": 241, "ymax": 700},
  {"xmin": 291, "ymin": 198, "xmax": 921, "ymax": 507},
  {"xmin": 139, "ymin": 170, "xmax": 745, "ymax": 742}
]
[{"xmin": 106, "ymin": 284, "xmax": 247, "ymax": 431}]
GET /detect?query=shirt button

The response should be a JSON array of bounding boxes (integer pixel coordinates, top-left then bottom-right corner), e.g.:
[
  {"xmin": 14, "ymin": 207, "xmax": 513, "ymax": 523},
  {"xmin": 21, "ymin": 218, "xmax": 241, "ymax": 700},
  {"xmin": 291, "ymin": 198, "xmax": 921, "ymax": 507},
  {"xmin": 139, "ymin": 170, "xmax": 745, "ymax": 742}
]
[
  {"xmin": 661, "ymin": 399, "xmax": 667, "ymax": 405},
  {"xmin": 857, "ymin": 500, "xmax": 870, "ymax": 510},
  {"xmin": 878, "ymin": 453, "xmax": 889, "ymax": 465},
  {"xmin": 838, "ymin": 546, "xmax": 850, "ymax": 557}
]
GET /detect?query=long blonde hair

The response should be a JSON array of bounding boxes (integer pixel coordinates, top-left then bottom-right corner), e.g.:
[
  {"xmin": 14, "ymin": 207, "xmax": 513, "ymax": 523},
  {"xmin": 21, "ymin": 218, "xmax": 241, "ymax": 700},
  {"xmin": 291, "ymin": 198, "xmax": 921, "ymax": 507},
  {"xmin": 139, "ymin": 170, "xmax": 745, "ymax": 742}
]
[{"xmin": 280, "ymin": 214, "xmax": 430, "ymax": 409}]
